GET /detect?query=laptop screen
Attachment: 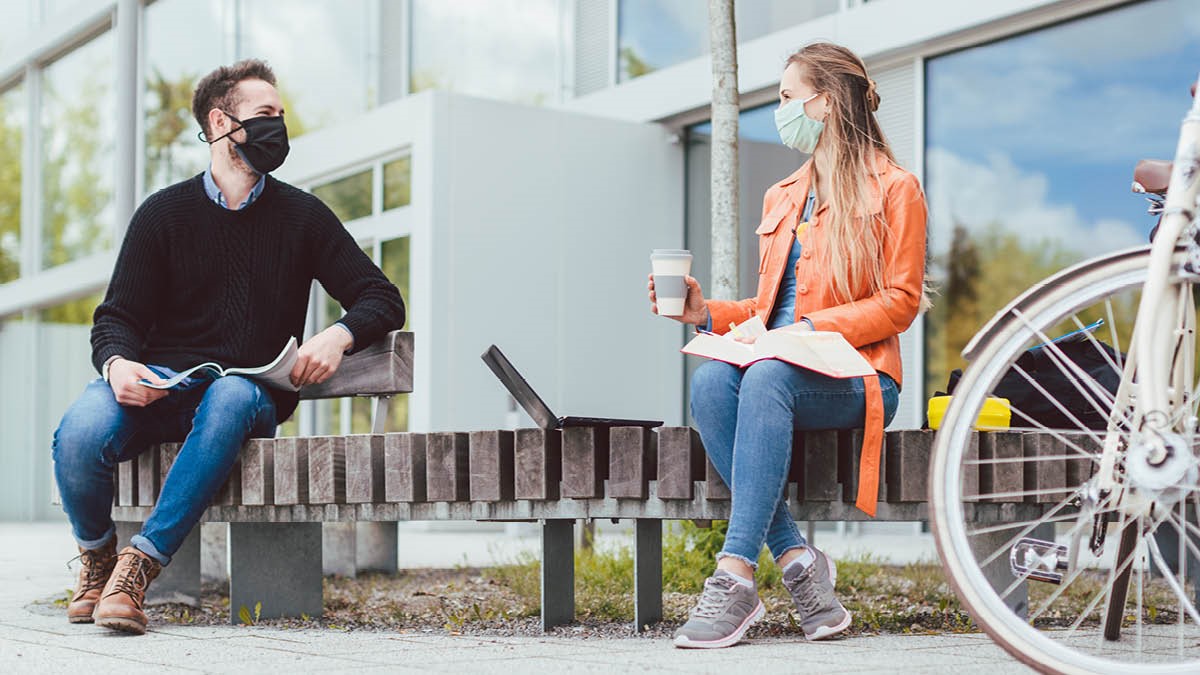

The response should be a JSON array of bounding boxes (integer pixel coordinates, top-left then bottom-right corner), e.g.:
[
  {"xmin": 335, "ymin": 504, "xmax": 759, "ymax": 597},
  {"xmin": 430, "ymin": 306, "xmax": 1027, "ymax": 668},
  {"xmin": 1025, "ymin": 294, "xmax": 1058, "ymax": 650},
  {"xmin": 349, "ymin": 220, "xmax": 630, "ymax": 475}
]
[{"xmin": 480, "ymin": 346, "xmax": 558, "ymax": 429}]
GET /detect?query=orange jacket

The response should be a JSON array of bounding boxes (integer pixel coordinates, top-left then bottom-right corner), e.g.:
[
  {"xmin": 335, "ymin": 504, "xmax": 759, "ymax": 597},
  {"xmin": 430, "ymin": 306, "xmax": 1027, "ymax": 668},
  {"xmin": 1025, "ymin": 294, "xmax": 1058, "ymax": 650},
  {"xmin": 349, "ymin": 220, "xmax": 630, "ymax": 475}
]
[
  {"xmin": 706, "ymin": 158, "xmax": 927, "ymax": 388},
  {"xmin": 705, "ymin": 158, "xmax": 928, "ymax": 516}
]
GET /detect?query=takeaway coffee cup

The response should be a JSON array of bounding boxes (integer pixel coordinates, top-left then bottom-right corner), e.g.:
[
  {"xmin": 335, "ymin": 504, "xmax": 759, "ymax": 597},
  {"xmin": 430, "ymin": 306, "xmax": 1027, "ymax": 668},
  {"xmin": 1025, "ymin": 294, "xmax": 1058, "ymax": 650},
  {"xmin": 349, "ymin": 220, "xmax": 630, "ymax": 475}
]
[{"xmin": 651, "ymin": 249, "xmax": 693, "ymax": 317}]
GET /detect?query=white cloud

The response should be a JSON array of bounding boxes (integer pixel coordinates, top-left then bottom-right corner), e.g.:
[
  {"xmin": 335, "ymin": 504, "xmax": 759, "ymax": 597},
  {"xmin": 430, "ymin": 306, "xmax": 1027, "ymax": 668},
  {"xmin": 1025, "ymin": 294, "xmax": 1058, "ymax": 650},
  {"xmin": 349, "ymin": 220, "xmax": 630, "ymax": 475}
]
[{"xmin": 926, "ymin": 148, "xmax": 1145, "ymax": 259}]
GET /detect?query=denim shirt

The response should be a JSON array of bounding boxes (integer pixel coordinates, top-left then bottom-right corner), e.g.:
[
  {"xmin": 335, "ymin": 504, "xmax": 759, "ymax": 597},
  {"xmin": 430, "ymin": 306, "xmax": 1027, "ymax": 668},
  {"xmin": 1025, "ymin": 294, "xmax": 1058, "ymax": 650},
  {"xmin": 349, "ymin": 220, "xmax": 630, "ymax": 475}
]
[
  {"xmin": 202, "ymin": 166, "xmax": 266, "ymax": 210},
  {"xmin": 767, "ymin": 188, "xmax": 817, "ymax": 330}
]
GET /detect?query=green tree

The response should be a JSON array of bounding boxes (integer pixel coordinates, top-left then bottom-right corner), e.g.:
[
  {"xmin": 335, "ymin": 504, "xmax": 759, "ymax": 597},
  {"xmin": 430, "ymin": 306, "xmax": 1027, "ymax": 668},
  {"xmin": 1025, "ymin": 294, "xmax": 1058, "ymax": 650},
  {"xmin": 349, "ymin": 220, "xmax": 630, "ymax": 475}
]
[
  {"xmin": 144, "ymin": 68, "xmax": 199, "ymax": 190},
  {"xmin": 0, "ymin": 88, "xmax": 22, "ymax": 284},
  {"xmin": 924, "ymin": 223, "xmax": 1079, "ymax": 396},
  {"xmin": 620, "ymin": 46, "xmax": 655, "ymax": 80},
  {"xmin": 41, "ymin": 76, "xmax": 110, "ymax": 270}
]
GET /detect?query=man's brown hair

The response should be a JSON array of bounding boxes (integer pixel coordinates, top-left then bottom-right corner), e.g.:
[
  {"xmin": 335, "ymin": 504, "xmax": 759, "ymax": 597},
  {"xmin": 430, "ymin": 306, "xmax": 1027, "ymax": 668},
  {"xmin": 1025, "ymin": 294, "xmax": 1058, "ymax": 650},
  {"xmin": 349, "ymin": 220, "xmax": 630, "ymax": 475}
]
[{"xmin": 191, "ymin": 59, "xmax": 277, "ymax": 139}]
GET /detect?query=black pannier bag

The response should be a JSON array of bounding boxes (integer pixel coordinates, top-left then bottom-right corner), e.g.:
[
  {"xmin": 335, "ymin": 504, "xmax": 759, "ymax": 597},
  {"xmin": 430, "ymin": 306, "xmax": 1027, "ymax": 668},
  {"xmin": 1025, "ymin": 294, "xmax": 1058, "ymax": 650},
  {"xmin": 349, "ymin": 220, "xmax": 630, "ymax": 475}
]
[{"xmin": 935, "ymin": 331, "xmax": 1123, "ymax": 431}]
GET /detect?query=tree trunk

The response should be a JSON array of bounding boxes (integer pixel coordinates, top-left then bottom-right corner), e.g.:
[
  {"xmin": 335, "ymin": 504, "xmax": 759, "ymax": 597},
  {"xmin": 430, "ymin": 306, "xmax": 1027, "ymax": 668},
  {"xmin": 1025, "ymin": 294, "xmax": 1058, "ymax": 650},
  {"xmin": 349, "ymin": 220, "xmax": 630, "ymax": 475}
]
[{"xmin": 709, "ymin": 0, "xmax": 739, "ymax": 300}]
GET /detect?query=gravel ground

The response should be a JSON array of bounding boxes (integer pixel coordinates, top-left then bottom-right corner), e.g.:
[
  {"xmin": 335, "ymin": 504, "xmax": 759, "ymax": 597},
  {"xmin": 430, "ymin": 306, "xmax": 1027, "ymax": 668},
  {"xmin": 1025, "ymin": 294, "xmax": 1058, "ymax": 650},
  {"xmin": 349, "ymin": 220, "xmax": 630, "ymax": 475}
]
[{"xmin": 86, "ymin": 566, "xmax": 968, "ymax": 640}]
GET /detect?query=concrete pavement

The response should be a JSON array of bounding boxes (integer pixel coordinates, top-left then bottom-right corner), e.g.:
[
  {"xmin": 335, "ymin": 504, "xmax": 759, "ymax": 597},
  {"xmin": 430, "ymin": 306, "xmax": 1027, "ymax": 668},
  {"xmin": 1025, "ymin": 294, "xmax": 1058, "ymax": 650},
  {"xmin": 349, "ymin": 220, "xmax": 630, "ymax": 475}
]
[{"xmin": 0, "ymin": 522, "xmax": 1033, "ymax": 674}]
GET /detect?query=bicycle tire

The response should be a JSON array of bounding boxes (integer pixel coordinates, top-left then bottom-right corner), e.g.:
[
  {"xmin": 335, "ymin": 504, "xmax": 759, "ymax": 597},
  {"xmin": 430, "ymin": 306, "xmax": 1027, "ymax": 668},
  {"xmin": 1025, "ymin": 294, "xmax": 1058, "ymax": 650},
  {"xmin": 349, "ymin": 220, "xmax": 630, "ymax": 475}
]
[{"xmin": 931, "ymin": 244, "xmax": 1200, "ymax": 674}]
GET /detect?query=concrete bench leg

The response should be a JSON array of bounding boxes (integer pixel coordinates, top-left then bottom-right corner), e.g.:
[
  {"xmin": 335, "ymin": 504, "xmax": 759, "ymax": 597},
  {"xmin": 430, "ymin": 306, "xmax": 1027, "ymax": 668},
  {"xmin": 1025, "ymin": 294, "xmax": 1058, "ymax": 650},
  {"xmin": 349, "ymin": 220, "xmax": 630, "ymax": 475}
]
[
  {"xmin": 229, "ymin": 522, "xmax": 322, "ymax": 623},
  {"xmin": 541, "ymin": 519, "xmax": 575, "ymax": 631},
  {"xmin": 322, "ymin": 522, "xmax": 357, "ymax": 578},
  {"xmin": 356, "ymin": 522, "xmax": 398, "ymax": 574},
  {"xmin": 115, "ymin": 521, "xmax": 200, "ymax": 607},
  {"xmin": 634, "ymin": 519, "xmax": 663, "ymax": 631},
  {"xmin": 969, "ymin": 522, "xmax": 1053, "ymax": 619}
]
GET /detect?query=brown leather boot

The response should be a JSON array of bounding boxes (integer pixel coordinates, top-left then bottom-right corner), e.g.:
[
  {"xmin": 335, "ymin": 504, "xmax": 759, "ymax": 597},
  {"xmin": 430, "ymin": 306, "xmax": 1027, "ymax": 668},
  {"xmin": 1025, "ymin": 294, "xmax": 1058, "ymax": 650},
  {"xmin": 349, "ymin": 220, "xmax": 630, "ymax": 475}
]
[
  {"xmin": 66, "ymin": 538, "xmax": 118, "ymax": 623},
  {"xmin": 94, "ymin": 546, "xmax": 162, "ymax": 635}
]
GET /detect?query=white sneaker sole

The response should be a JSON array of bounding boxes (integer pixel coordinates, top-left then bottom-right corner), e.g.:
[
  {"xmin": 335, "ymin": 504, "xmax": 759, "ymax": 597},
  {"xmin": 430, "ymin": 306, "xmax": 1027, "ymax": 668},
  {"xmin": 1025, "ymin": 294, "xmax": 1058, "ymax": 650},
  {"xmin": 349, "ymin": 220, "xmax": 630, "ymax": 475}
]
[
  {"xmin": 804, "ymin": 605, "xmax": 852, "ymax": 641},
  {"xmin": 673, "ymin": 600, "xmax": 766, "ymax": 649}
]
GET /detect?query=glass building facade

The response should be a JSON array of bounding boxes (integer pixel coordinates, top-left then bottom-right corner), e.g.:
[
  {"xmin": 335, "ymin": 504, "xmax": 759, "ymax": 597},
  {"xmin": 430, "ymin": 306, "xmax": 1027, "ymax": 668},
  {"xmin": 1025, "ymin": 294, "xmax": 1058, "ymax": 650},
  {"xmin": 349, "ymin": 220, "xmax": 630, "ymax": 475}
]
[
  {"xmin": 922, "ymin": 0, "xmax": 1200, "ymax": 395},
  {"xmin": 0, "ymin": 0, "xmax": 1188, "ymax": 519}
]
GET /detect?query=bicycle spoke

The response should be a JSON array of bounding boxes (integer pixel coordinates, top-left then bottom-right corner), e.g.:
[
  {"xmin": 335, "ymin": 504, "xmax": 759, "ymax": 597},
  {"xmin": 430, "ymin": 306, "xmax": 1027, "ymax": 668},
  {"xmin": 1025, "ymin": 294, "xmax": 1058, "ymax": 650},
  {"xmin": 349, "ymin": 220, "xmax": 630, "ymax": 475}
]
[
  {"xmin": 1012, "ymin": 308, "xmax": 1121, "ymax": 415},
  {"xmin": 1007, "ymin": 362, "xmax": 1116, "ymax": 447},
  {"xmin": 1002, "ymin": 400, "xmax": 1119, "ymax": 460},
  {"xmin": 965, "ymin": 485, "xmax": 1083, "ymax": 501},
  {"xmin": 965, "ymin": 453, "xmax": 1101, "ymax": 466},
  {"xmin": 1079, "ymin": 507, "xmax": 1163, "ymax": 637},
  {"xmin": 1137, "ymin": 514, "xmax": 1145, "ymax": 653},
  {"xmin": 1148, "ymin": 530, "xmax": 1200, "ymax": 625},
  {"xmin": 1106, "ymin": 297, "xmax": 1124, "ymax": 372},
  {"xmin": 1068, "ymin": 313, "xmax": 1125, "ymax": 386},
  {"xmin": 1036, "ymin": 504, "xmax": 1137, "ymax": 624},
  {"xmin": 1001, "ymin": 505, "xmax": 1105, "ymax": 608},
  {"xmin": 967, "ymin": 511, "xmax": 1086, "ymax": 537},
  {"xmin": 975, "ymin": 494, "xmax": 1093, "ymax": 570}
]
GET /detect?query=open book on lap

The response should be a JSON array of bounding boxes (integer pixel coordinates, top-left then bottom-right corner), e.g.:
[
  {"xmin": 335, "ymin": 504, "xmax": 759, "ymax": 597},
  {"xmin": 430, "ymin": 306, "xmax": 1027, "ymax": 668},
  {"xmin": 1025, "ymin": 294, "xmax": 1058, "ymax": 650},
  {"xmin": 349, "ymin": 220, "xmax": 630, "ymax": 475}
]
[
  {"xmin": 682, "ymin": 318, "xmax": 873, "ymax": 379},
  {"xmin": 139, "ymin": 336, "xmax": 300, "ymax": 392}
]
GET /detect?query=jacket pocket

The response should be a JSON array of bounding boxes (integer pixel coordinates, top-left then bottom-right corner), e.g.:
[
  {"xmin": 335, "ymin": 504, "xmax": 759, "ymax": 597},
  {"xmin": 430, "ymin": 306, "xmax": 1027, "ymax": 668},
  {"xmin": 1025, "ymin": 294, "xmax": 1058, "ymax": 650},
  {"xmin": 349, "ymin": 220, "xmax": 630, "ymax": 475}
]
[{"xmin": 756, "ymin": 208, "xmax": 791, "ymax": 274}]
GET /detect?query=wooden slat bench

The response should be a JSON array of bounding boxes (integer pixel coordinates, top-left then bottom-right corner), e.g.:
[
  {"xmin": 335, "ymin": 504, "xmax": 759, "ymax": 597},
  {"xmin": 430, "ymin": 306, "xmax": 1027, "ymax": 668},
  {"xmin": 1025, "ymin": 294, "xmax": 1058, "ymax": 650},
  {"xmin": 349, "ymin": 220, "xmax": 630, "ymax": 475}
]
[{"xmin": 106, "ymin": 417, "xmax": 1068, "ymax": 629}]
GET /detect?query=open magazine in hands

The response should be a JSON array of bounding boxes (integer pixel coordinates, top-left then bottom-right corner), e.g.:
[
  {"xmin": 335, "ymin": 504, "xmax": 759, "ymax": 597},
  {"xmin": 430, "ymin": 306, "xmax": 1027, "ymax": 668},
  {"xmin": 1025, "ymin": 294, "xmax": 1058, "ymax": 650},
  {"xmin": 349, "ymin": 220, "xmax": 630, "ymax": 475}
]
[
  {"xmin": 682, "ymin": 316, "xmax": 873, "ymax": 378},
  {"xmin": 138, "ymin": 337, "xmax": 301, "ymax": 392}
]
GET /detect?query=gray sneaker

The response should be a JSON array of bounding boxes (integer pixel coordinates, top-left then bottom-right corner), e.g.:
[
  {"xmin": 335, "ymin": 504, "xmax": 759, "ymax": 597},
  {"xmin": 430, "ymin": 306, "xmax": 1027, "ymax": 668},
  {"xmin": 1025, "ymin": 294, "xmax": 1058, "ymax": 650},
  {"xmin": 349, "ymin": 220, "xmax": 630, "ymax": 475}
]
[
  {"xmin": 673, "ymin": 570, "xmax": 765, "ymax": 649},
  {"xmin": 782, "ymin": 547, "xmax": 851, "ymax": 640}
]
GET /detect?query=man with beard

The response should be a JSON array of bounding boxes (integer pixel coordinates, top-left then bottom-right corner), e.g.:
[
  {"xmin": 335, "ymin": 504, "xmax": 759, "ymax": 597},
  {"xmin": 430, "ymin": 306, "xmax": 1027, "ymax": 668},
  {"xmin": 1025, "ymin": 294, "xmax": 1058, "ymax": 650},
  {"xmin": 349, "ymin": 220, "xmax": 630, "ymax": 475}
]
[{"xmin": 51, "ymin": 59, "xmax": 405, "ymax": 634}]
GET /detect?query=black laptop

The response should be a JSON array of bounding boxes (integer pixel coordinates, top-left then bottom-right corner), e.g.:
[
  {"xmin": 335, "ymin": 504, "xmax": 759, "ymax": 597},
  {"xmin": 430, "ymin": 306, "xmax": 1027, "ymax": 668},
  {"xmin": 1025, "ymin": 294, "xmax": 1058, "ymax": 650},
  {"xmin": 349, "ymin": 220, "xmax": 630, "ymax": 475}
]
[{"xmin": 481, "ymin": 345, "xmax": 663, "ymax": 430}]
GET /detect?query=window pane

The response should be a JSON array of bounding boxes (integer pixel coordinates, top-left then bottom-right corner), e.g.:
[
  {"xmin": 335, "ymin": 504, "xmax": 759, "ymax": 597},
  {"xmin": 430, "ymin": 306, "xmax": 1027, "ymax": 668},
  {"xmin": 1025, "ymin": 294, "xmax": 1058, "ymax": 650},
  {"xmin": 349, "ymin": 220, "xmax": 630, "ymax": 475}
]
[
  {"xmin": 618, "ymin": 0, "xmax": 836, "ymax": 82},
  {"xmin": 0, "ymin": 0, "xmax": 31, "ymax": 54},
  {"xmin": 0, "ymin": 84, "xmax": 23, "ymax": 284},
  {"xmin": 381, "ymin": 236, "xmax": 410, "ymax": 431},
  {"xmin": 409, "ymin": 0, "xmax": 561, "ymax": 105},
  {"xmin": 41, "ymin": 31, "xmax": 114, "ymax": 269},
  {"xmin": 143, "ymin": 0, "xmax": 224, "ymax": 194},
  {"xmin": 381, "ymin": 237, "xmax": 410, "ymax": 320},
  {"xmin": 922, "ymin": 0, "xmax": 1200, "ymax": 395},
  {"xmin": 312, "ymin": 170, "xmax": 373, "ymax": 223},
  {"xmin": 38, "ymin": 291, "xmax": 104, "ymax": 325},
  {"xmin": 239, "ymin": 0, "xmax": 371, "ymax": 136},
  {"xmin": 383, "ymin": 156, "xmax": 411, "ymax": 210}
]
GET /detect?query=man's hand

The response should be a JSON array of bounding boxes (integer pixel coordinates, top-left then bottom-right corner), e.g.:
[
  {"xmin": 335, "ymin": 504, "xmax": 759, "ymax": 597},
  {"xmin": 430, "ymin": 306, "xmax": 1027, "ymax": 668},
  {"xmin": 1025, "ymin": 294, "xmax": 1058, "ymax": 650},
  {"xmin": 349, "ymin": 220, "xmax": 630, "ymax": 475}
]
[
  {"xmin": 108, "ymin": 359, "xmax": 171, "ymax": 407},
  {"xmin": 291, "ymin": 325, "xmax": 354, "ymax": 387}
]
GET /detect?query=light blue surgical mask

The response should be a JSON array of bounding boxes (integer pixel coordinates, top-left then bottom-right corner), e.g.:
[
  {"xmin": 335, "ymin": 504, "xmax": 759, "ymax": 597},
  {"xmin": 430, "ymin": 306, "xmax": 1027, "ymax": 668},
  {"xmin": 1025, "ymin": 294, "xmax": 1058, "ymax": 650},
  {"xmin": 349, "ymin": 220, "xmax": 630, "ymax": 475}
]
[{"xmin": 774, "ymin": 93, "xmax": 824, "ymax": 153}]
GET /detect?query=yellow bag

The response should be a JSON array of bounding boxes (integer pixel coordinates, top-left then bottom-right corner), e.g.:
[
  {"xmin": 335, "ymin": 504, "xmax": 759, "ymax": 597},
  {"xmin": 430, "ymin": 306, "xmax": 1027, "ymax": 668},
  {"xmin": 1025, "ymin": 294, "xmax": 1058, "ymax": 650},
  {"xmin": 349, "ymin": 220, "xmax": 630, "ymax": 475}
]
[{"xmin": 927, "ymin": 396, "xmax": 1011, "ymax": 430}]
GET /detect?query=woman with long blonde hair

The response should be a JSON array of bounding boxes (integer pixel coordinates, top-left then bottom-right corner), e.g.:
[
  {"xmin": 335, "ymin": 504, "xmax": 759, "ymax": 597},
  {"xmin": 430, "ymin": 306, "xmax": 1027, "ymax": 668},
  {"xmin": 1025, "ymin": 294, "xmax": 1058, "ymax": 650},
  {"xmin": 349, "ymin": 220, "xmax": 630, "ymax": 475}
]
[{"xmin": 649, "ymin": 42, "xmax": 928, "ymax": 648}]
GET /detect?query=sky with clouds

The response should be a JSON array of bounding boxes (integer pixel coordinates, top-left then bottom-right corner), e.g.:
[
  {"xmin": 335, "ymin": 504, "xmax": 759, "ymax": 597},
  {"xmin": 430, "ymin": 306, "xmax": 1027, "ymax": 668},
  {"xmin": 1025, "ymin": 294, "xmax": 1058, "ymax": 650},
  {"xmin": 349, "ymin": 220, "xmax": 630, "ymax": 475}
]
[{"xmin": 925, "ymin": 0, "xmax": 1200, "ymax": 261}]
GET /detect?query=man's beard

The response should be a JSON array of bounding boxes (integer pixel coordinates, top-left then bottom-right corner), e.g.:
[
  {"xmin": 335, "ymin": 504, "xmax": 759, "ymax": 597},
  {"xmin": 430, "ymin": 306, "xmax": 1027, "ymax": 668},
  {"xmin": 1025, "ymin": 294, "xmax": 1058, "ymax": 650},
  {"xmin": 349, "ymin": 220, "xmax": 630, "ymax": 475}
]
[{"xmin": 227, "ymin": 142, "xmax": 257, "ymax": 177}]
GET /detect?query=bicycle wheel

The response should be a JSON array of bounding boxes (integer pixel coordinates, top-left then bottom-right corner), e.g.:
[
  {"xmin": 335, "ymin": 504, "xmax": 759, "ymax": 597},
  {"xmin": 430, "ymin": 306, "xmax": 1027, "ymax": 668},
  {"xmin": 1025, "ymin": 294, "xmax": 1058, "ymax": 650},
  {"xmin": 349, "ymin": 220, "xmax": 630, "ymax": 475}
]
[{"xmin": 930, "ymin": 244, "xmax": 1200, "ymax": 674}]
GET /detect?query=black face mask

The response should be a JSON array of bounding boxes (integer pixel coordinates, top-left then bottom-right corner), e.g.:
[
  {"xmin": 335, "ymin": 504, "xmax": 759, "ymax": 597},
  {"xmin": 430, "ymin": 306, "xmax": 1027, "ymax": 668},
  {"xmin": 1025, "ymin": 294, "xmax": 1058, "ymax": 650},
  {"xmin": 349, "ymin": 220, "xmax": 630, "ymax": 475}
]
[{"xmin": 205, "ymin": 112, "xmax": 290, "ymax": 175}]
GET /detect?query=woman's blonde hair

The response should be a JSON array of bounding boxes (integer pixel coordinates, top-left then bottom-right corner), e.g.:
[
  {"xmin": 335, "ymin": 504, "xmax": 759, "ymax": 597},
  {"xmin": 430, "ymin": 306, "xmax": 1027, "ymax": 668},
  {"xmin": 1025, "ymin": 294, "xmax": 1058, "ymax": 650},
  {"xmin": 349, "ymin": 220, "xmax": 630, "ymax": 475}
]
[{"xmin": 786, "ymin": 42, "xmax": 921, "ymax": 308}]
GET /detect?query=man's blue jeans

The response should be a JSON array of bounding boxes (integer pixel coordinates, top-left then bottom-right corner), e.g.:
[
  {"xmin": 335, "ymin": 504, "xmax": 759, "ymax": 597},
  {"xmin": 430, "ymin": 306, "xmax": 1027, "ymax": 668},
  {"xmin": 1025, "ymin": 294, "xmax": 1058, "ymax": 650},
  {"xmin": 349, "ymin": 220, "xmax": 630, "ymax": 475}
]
[
  {"xmin": 690, "ymin": 359, "xmax": 899, "ymax": 568},
  {"xmin": 52, "ymin": 370, "xmax": 276, "ymax": 565}
]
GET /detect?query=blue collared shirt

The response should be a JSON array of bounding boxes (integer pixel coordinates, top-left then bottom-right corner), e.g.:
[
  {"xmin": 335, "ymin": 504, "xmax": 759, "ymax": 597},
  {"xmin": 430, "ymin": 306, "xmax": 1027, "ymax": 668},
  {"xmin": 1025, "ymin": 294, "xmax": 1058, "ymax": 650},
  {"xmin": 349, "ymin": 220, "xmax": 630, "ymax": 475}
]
[{"xmin": 202, "ymin": 166, "xmax": 266, "ymax": 210}]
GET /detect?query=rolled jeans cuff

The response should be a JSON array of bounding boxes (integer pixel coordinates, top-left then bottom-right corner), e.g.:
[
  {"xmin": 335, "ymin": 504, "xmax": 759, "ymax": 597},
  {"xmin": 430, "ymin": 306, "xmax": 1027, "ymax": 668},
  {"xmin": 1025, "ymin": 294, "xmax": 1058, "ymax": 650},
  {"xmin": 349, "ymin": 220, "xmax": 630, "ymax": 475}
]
[
  {"xmin": 130, "ymin": 533, "xmax": 171, "ymax": 566},
  {"xmin": 76, "ymin": 525, "xmax": 115, "ymax": 552},
  {"xmin": 773, "ymin": 544, "xmax": 806, "ymax": 566},
  {"xmin": 715, "ymin": 551, "xmax": 758, "ymax": 571}
]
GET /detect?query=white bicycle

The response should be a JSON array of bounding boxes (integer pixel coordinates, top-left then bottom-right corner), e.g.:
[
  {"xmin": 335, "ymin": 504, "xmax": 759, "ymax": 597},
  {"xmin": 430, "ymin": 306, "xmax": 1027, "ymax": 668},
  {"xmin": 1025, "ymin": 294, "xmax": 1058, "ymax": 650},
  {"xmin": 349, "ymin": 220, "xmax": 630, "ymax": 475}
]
[{"xmin": 930, "ymin": 74, "xmax": 1200, "ymax": 674}]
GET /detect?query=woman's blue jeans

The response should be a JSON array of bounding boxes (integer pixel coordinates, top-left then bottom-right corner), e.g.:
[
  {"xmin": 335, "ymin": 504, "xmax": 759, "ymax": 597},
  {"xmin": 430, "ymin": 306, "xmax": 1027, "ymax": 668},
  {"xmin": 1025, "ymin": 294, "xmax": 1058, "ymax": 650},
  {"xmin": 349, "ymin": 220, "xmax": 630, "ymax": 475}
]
[
  {"xmin": 689, "ymin": 359, "xmax": 899, "ymax": 568},
  {"xmin": 52, "ymin": 370, "xmax": 276, "ymax": 565}
]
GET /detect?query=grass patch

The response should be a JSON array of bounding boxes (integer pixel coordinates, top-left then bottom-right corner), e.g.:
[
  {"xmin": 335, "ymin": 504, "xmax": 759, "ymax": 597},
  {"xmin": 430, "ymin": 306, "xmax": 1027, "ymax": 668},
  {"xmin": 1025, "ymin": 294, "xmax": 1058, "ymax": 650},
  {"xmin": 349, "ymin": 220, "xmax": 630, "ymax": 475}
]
[{"xmin": 485, "ymin": 522, "xmax": 971, "ymax": 634}]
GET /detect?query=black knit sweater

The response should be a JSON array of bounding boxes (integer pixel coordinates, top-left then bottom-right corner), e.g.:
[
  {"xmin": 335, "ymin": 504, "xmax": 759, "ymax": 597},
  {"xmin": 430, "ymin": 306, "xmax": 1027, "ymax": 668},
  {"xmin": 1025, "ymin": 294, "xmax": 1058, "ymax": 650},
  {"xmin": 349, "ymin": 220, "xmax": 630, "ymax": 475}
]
[{"xmin": 91, "ymin": 174, "xmax": 406, "ymax": 422}]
